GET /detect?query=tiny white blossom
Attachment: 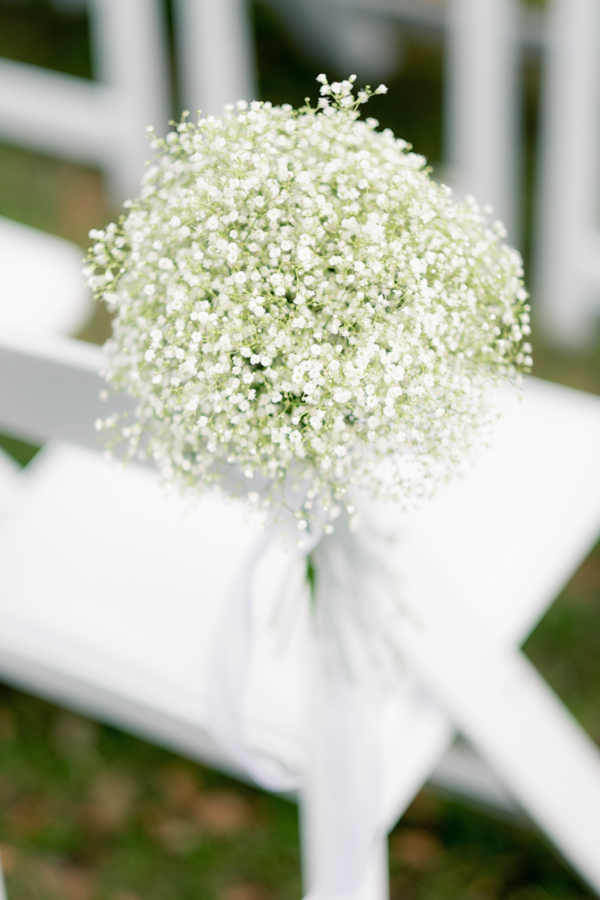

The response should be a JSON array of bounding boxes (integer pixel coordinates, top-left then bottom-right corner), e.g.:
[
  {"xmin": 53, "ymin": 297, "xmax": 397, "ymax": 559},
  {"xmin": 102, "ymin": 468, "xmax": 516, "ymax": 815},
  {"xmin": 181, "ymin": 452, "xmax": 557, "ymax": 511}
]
[{"xmin": 87, "ymin": 74, "xmax": 530, "ymax": 525}]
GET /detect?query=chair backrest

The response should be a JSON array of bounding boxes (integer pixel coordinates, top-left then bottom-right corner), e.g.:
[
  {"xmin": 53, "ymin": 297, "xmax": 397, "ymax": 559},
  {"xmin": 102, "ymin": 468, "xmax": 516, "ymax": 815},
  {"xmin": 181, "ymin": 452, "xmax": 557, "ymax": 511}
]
[
  {"xmin": 534, "ymin": 0, "xmax": 600, "ymax": 348},
  {"xmin": 445, "ymin": 0, "xmax": 521, "ymax": 241},
  {"xmin": 174, "ymin": 0, "xmax": 257, "ymax": 117},
  {"xmin": 0, "ymin": 330, "xmax": 128, "ymax": 451},
  {"xmin": 280, "ymin": 0, "xmax": 524, "ymax": 239},
  {"xmin": 305, "ymin": 0, "xmax": 600, "ymax": 347},
  {"xmin": 0, "ymin": 0, "xmax": 170, "ymax": 203}
]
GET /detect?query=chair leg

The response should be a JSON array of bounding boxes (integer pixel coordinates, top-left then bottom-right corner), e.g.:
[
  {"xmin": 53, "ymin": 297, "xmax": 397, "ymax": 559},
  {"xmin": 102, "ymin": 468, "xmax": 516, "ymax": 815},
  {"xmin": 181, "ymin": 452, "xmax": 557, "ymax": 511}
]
[
  {"xmin": 396, "ymin": 554, "xmax": 600, "ymax": 895},
  {"xmin": 299, "ymin": 790, "xmax": 389, "ymax": 900},
  {"xmin": 355, "ymin": 838, "xmax": 389, "ymax": 900}
]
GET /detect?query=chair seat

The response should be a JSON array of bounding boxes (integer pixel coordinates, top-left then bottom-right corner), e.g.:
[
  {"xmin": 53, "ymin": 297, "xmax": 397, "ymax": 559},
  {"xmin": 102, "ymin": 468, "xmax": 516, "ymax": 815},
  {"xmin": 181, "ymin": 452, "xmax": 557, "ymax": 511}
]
[
  {"xmin": 0, "ymin": 376, "xmax": 598, "ymax": 824},
  {"xmin": 0, "ymin": 442, "xmax": 310, "ymax": 779},
  {"xmin": 0, "ymin": 216, "xmax": 92, "ymax": 336}
]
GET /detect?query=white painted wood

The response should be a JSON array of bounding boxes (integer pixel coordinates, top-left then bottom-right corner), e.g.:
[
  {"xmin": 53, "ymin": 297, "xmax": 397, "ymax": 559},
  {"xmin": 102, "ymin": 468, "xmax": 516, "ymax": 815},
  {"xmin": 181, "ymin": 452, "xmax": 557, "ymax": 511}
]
[
  {"xmin": 0, "ymin": 0, "xmax": 169, "ymax": 358},
  {"xmin": 326, "ymin": 0, "xmax": 545, "ymax": 52},
  {"xmin": 0, "ymin": 60, "xmax": 122, "ymax": 168},
  {"xmin": 1, "ymin": 334, "xmax": 600, "ymax": 891},
  {"xmin": 428, "ymin": 742, "xmax": 518, "ymax": 815},
  {"xmin": 0, "ymin": 0, "xmax": 170, "ymax": 201},
  {"xmin": 0, "ymin": 217, "xmax": 92, "ymax": 337},
  {"xmin": 350, "ymin": 840, "xmax": 389, "ymax": 900},
  {"xmin": 534, "ymin": 0, "xmax": 600, "ymax": 348},
  {"xmin": 88, "ymin": 0, "xmax": 171, "ymax": 199},
  {"xmin": 301, "ymin": 786, "xmax": 389, "ymax": 900},
  {"xmin": 0, "ymin": 331, "xmax": 129, "ymax": 449},
  {"xmin": 446, "ymin": 0, "xmax": 520, "ymax": 240},
  {"xmin": 287, "ymin": 0, "xmax": 532, "ymax": 241},
  {"xmin": 175, "ymin": 0, "xmax": 257, "ymax": 117},
  {"xmin": 0, "ymin": 443, "xmax": 307, "ymax": 779},
  {"xmin": 390, "ymin": 549, "xmax": 600, "ymax": 892},
  {"xmin": 394, "ymin": 378, "xmax": 600, "ymax": 652}
]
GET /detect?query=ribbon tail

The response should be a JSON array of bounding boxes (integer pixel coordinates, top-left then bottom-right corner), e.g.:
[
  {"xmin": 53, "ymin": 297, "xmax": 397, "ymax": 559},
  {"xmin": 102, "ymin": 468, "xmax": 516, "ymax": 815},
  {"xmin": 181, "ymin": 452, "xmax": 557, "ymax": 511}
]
[
  {"xmin": 205, "ymin": 525, "xmax": 303, "ymax": 792},
  {"xmin": 206, "ymin": 508, "xmax": 389, "ymax": 899}
]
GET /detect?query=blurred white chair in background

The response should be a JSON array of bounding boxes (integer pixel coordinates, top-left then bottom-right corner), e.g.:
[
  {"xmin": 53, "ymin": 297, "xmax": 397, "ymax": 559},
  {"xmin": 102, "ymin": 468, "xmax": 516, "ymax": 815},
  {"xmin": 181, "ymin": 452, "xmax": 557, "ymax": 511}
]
[
  {"xmin": 277, "ymin": 0, "xmax": 523, "ymax": 239},
  {"xmin": 0, "ymin": 0, "xmax": 531, "ymax": 340},
  {"xmin": 389, "ymin": 0, "xmax": 600, "ymax": 349},
  {"xmin": 287, "ymin": 0, "xmax": 600, "ymax": 349},
  {"xmin": 175, "ymin": 0, "xmax": 257, "ymax": 117},
  {"xmin": 0, "ymin": 0, "xmax": 265, "ymax": 341},
  {"xmin": 0, "ymin": 0, "xmax": 170, "ymax": 203},
  {"xmin": 10, "ymin": 0, "xmax": 600, "ymax": 349},
  {"xmin": 0, "ymin": 0, "xmax": 171, "ymax": 341},
  {"xmin": 286, "ymin": 0, "xmax": 600, "ymax": 350},
  {"xmin": 534, "ymin": 0, "xmax": 600, "ymax": 348},
  {"xmin": 445, "ymin": 0, "xmax": 521, "ymax": 241}
]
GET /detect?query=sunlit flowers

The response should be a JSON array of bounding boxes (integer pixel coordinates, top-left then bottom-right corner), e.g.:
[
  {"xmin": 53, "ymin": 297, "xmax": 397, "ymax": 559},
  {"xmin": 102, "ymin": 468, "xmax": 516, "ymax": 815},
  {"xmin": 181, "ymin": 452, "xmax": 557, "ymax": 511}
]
[{"xmin": 86, "ymin": 75, "xmax": 531, "ymax": 530}]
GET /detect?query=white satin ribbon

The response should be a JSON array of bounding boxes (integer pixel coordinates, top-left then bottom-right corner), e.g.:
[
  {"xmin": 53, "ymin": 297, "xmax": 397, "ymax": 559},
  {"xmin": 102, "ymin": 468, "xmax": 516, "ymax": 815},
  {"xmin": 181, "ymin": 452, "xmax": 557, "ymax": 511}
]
[
  {"xmin": 205, "ymin": 506, "xmax": 394, "ymax": 900},
  {"xmin": 205, "ymin": 523, "xmax": 305, "ymax": 790}
]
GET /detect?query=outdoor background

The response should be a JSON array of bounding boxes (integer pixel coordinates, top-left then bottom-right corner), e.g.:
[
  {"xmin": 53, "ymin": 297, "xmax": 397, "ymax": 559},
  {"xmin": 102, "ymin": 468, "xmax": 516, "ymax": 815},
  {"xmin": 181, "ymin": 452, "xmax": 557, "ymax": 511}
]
[{"xmin": 0, "ymin": 1, "xmax": 599, "ymax": 898}]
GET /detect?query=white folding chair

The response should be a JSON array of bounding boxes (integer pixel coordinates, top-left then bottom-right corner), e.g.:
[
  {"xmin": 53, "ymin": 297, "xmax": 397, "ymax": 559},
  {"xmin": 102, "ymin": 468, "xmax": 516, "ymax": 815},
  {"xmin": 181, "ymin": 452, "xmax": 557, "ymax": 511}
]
[
  {"xmin": 0, "ymin": 329, "xmax": 600, "ymax": 898},
  {"xmin": 0, "ymin": 217, "xmax": 92, "ymax": 338},
  {"xmin": 534, "ymin": 0, "xmax": 600, "ymax": 348},
  {"xmin": 174, "ymin": 0, "xmax": 257, "ymax": 117},
  {"xmin": 0, "ymin": 0, "xmax": 170, "ymax": 203},
  {"xmin": 0, "ymin": 0, "xmax": 171, "ymax": 339},
  {"xmin": 279, "ymin": 0, "xmax": 523, "ymax": 239},
  {"xmin": 445, "ymin": 0, "xmax": 521, "ymax": 241}
]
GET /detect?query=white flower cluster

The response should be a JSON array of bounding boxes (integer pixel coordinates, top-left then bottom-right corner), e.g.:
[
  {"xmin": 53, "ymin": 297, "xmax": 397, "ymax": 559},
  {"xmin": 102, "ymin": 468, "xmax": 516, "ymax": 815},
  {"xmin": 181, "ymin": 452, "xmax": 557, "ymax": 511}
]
[{"xmin": 87, "ymin": 75, "xmax": 531, "ymax": 530}]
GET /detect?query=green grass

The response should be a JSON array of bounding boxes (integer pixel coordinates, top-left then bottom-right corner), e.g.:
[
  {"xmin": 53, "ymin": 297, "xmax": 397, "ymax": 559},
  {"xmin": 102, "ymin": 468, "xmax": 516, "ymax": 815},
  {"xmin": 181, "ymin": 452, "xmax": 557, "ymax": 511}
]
[
  {"xmin": 0, "ymin": 650, "xmax": 598, "ymax": 900},
  {"xmin": 0, "ymin": 688, "xmax": 302, "ymax": 900},
  {"xmin": 0, "ymin": 435, "xmax": 40, "ymax": 468},
  {"xmin": 0, "ymin": 0, "xmax": 90, "ymax": 78},
  {"xmin": 0, "ymin": 1, "xmax": 598, "ymax": 897},
  {"xmin": 525, "ymin": 540, "xmax": 600, "ymax": 746}
]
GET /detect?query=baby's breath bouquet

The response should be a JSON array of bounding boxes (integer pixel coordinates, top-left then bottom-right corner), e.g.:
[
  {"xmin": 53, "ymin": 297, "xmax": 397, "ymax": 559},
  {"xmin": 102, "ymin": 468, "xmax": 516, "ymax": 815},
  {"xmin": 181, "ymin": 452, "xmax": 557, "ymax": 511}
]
[
  {"xmin": 86, "ymin": 76, "xmax": 533, "ymax": 900},
  {"xmin": 86, "ymin": 75, "xmax": 531, "ymax": 535}
]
